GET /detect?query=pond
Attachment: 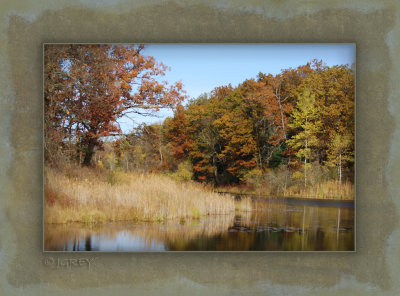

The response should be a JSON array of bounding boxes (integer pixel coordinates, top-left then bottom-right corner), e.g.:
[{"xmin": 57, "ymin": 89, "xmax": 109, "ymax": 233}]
[{"xmin": 44, "ymin": 198, "xmax": 354, "ymax": 251}]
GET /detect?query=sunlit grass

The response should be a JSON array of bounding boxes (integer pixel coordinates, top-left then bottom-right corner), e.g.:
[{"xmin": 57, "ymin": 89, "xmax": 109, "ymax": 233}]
[
  {"xmin": 45, "ymin": 166, "xmax": 244, "ymax": 224},
  {"xmin": 216, "ymin": 180, "xmax": 354, "ymax": 200},
  {"xmin": 283, "ymin": 181, "xmax": 354, "ymax": 200}
]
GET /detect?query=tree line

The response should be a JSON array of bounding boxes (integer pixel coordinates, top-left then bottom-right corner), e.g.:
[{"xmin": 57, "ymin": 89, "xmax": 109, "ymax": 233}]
[
  {"xmin": 45, "ymin": 45, "xmax": 354, "ymax": 188},
  {"xmin": 115, "ymin": 60, "xmax": 354, "ymax": 187}
]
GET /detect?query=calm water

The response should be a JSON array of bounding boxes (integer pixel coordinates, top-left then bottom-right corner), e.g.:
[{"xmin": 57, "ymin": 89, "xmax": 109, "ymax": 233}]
[{"xmin": 45, "ymin": 199, "xmax": 354, "ymax": 251}]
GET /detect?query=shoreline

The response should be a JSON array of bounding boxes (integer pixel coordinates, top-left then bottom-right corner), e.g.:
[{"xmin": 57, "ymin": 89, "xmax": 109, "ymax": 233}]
[{"xmin": 217, "ymin": 191, "xmax": 354, "ymax": 202}]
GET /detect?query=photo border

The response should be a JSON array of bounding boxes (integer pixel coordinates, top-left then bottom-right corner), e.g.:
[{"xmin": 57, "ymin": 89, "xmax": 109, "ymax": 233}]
[{"xmin": 42, "ymin": 42, "xmax": 357, "ymax": 253}]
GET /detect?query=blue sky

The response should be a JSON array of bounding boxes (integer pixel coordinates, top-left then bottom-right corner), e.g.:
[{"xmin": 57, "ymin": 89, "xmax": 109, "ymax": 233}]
[{"xmin": 118, "ymin": 44, "xmax": 355, "ymax": 133}]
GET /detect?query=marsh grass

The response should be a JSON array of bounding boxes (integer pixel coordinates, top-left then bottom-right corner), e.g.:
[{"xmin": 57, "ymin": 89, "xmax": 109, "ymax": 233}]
[
  {"xmin": 44, "ymin": 166, "xmax": 245, "ymax": 224},
  {"xmin": 216, "ymin": 181, "xmax": 354, "ymax": 200},
  {"xmin": 282, "ymin": 181, "xmax": 354, "ymax": 200}
]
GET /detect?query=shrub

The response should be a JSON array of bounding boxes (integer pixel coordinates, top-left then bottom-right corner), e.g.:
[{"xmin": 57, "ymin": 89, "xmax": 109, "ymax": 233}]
[
  {"xmin": 242, "ymin": 168, "xmax": 264, "ymax": 187},
  {"xmin": 171, "ymin": 160, "xmax": 193, "ymax": 181}
]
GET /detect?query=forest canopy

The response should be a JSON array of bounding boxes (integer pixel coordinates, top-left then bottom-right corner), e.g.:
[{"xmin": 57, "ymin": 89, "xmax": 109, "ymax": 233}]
[{"xmin": 160, "ymin": 60, "xmax": 354, "ymax": 187}]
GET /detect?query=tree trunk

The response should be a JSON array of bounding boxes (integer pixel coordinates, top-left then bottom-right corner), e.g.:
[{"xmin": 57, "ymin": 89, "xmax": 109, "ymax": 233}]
[
  {"xmin": 83, "ymin": 140, "xmax": 96, "ymax": 166},
  {"xmin": 304, "ymin": 156, "xmax": 307, "ymax": 187},
  {"xmin": 212, "ymin": 156, "xmax": 220, "ymax": 186},
  {"xmin": 339, "ymin": 153, "xmax": 342, "ymax": 185},
  {"xmin": 284, "ymin": 166, "xmax": 289, "ymax": 192},
  {"xmin": 214, "ymin": 167, "xmax": 219, "ymax": 186},
  {"xmin": 274, "ymin": 84, "xmax": 287, "ymax": 141},
  {"xmin": 277, "ymin": 98, "xmax": 287, "ymax": 140},
  {"xmin": 304, "ymin": 138, "xmax": 308, "ymax": 187},
  {"xmin": 304, "ymin": 116, "xmax": 308, "ymax": 187},
  {"xmin": 68, "ymin": 125, "xmax": 72, "ymax": 163},
  {"xmin": 157, "ymin": 128, "xmax": 163, "ymax": 167}
]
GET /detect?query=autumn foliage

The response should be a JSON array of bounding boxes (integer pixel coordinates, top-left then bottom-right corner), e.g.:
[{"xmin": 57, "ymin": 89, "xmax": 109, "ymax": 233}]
[
  {"xmin": 161, "ymin": 60, "xmax": 354, "ymax": 186},
  {"xmin": 45, "ymin": 47, "xmax": 354, "ymax": 193},
  {"xmin": 44, "ymin": 44, "xmax": 185, "ymax": 166}
]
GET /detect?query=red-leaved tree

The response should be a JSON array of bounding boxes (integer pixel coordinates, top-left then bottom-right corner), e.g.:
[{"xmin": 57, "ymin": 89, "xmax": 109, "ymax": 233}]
[{"xmin": 44, "ymin": 44, "xmax": 185, "ymax": 166}]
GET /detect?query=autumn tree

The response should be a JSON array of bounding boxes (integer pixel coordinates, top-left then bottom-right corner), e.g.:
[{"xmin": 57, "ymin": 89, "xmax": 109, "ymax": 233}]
[
  {"xmin": 252, "ymin": 62, "xmax": 317, "ymax": 169},
  {"xmin": 299, "ymin": 63, "xmax": 354, "ymax": 160},
  {"xmin": 44, "ymin": 45, "xmax": 75, "ymax": 165},
  {"xmin": 164, "ymin": 104, "xmax": 192, "ymax": 161},
  {"xmin": 294, "ymin": 62, "xmax": 355, "ymax": 181},
  {"xmin": 44, "ymin": 44, "xmax": 185, "ymax": 166},
  {"xmin": 255, "ymin": 73, "xmax": 292, "ymax": 143},
  {"xmin": 317, "ymin": 65, "xmax": 354, "ymax": 182},
  {"xmin": 286, "ymin": 87, "xmax": 322, "ymax": 186},
  {"xmin": 184, "ymin": 93, "xmax": 224, "ymax": 183},
  {"xmin": 213, "ymin": 89, "xmax": 258, "ymax": 179},
  {"xmin": 170, "ymin": 84, "xmax": 273, "ymax": 184},
  {"xmin": 325, "ymin": 132, "xmax": 354, "ymax": 184}
]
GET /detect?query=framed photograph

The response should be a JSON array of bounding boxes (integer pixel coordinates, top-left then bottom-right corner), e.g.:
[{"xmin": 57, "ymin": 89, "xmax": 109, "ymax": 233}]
[
  {"xmin": 3, "ymin": 1, "xmax": 400, "ymax": 295},
  {"xmin": 44, "ymin": 43, "xmax": 355, "ymax": 252}
]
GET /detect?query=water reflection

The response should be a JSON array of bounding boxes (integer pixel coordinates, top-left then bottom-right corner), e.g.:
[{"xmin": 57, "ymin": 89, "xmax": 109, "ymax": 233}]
[{"xmin": 44, "ymin": 200, "xmax": 354, "ymax": 251}]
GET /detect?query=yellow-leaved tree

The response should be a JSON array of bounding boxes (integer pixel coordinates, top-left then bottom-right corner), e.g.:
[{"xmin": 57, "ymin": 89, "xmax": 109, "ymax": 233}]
[
  {"xmin": 286, "ymin": 87, "xmax": 322, "ymax": 186},
  {"xmin": 325, "ymin": 132, "xmax": 354, "ymax": 184}
]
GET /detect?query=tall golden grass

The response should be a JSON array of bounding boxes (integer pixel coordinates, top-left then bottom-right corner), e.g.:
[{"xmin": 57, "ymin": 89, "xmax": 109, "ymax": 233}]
[
  {"xmin": 217, "ymin": 181, "xmax": 354, "ymax": 200},
  {"xmin": 282, "ymin": 181, "xmax": 354, "ymax": 200},
  {"xmin": 45, "ymin": 166, "xmax": 251, "ymax": 224}
]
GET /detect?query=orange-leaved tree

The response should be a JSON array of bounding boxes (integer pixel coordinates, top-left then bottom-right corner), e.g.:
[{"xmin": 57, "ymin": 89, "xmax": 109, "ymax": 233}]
[{"xmin": 44, "ymin": 44, "xmax": 185, "ymax": 166}]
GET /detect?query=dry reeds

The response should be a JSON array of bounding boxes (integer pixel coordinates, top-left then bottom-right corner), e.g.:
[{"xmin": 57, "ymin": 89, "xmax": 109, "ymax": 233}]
[
  {"xmin": 283, "ymin": 181, "xmax": 354, "ymax": 200},
  {"xmin": 216, "ymin": 180, "xmax": 354, "ymax": 200},
  {"xmin": 45, "ymin": 166, "xmax": 242, "ymax": 224}
]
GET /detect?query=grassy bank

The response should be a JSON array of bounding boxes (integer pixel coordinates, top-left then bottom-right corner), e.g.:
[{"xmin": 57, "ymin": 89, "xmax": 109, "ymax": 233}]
[
  {"xmin": 45, "ymin": 166, "xmax": 252, "ymax": 224},
  {"xmin": 216, "ymin": 180, "xmax": 354, "ymax": 200}
]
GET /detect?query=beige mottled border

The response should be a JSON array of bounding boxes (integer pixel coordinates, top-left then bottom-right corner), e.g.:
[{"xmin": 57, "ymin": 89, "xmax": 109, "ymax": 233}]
[{"xmin": 0, "ymin": 1, "xmax": 399, "ymax": 295}]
